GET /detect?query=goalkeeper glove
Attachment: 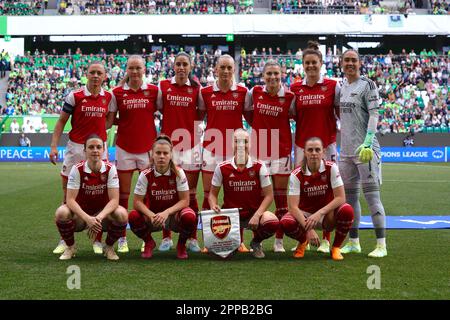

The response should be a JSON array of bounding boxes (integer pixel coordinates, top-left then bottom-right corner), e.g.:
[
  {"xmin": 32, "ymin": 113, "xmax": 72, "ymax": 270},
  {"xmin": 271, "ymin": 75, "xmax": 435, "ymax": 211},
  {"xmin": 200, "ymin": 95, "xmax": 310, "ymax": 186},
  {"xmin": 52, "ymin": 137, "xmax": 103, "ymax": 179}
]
[{"xmin": 356, "ymin": 131, "xmax": 375, "ymax": 163}]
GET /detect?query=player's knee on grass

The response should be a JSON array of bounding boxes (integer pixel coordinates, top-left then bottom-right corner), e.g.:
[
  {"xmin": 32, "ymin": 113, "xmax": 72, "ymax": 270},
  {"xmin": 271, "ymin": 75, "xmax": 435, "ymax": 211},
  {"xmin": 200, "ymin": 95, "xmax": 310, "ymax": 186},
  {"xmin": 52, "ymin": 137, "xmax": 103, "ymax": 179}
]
[
  {"xmin": 55, "ymin": 204, "xmax": 72, "ymax": 221},
  {"xmin": 279, "ymin": 214, "xmax": 299, "ymax": 235},
  {"xmin": 179, "ymin": 207, "xmax": 197, "ymax": 233}
]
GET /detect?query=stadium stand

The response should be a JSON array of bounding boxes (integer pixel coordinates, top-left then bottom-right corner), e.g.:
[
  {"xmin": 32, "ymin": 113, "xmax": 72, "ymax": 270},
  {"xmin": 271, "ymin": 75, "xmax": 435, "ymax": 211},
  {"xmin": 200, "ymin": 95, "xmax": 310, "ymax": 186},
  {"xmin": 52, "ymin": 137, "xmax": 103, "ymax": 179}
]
[
  {"xmin": 0, "ymin": 1, "xmax": 43, "ymax": 15},
  {"xmin": 57, "ymin": 0, "xmax": 255, "ymax": 15},
  {"xmin": 0, "ymin": 0, "xmax": 444, "ymax": 15}
]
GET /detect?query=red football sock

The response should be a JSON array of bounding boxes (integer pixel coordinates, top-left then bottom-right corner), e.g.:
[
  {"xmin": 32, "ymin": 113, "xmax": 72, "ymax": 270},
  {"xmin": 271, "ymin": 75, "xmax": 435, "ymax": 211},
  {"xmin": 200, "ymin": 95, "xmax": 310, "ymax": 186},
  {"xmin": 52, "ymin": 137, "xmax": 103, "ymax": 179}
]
[
  {"xmin": 95, "ymin": 231, "xmax": 103, "ymax": 242},
  {"xmin": 274, "ymin": 189, "xmax": 288, "ymax": 217},
  {"xmin": 162, "ymin": 228, "xmax": 171, "ymax": 239},
  {"xmin": 56, "ymin": 219, "xmax": 75, "ymax": 247},
  {"xmin": 128, "ymin": 210, "xmax": 152, "ymax": 242},
  {"xmin": 202, "ymin": 191, "xmax": 210, "ymax": 210},
  {"xmin": 106, "ymin": 222, "xmax": 127, "ymax": 246},
  {"xmin": 333, "ymin": 204, "xmax": 354, "ymax": 248},
  {"xmin": 119, "ymin": 192, "xmax": 129, "ymax": 211},
  {"xmin": 323, "ymin": 231, "xmax": 331, "ymax": 242},
  {"xmin": 253, "ymin": 219, "xmax": 279, "ymax": 243},
  {"xmin": 280, "ymin": 215, "xmax": 306, "ymax": 242},
  {"xmin": 189, "ymin": 193, "xmax": 198, "ymax": 239},
  {"xmin": 240, "ymin": 227, "xmax": 245, "ymax": 243},
  {"xmin": 178, "ymin": 208, "xmax": 197, "ymax": 244}
]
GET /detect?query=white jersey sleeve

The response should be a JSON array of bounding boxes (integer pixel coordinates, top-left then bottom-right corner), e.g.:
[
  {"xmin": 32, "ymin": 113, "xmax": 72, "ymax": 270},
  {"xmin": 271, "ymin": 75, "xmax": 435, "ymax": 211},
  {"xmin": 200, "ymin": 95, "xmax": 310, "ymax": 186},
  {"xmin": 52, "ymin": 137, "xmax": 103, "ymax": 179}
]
[
  {"xmin": 134, "ymin": 172, "xmax": 148, "ymax": 196},
  {"xmin": 288, "ymin": 173, "xmax": 301, "ymax": 196},
  {"xmin": 176, "ymin": 168, "xmax": 189, "ymax": 192},
  {"xmin": 67, "ymin": 166, "xmax": 81, "ymax": 190},
  {"xmin": 259, "ymin": 162, "xmax": 272, "ymax": 188},
  {"xmin": 211, "ymin": 164, "xmax": 223, "ymax": 187},
  {"xmin": 62, "ymin": 91, "xmax": 76, "ymax": 114},
  {"xmin": 107, "ymin": 165, "xmax": 120, "ymax": 189},
  {"xmin": 330, "ymin": 163, "xmax": 344, "ymax": 189},
  {"xmin": 245, "ymin": 87, "xmax": 254, "ymax": 111},
  {"xmin": 109, "ymin": 91, "xmax": 118, "ymax": 112},
  {"xmin": 334, "ymin": 81, "xmax": 341, "ymax": 108}
]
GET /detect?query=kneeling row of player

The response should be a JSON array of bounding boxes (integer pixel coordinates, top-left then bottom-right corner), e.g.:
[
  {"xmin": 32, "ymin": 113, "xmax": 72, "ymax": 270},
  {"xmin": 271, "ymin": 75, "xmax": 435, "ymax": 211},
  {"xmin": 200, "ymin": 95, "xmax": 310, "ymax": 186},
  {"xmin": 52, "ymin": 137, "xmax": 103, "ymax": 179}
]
[{"xmin": 54, "ymin": 131, "xmax": 354, "ymax": 261}]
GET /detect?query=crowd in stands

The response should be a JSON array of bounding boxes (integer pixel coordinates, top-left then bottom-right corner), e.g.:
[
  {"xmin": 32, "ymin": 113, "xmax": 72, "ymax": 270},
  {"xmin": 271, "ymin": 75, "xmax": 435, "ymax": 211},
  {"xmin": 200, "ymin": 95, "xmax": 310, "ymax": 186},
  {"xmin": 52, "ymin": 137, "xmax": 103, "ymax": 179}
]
[
  {"xmin": 1, "ymin": 47, "xmax": 449, "ymax": 134},
  {"xmin": 0, "ymin": 1, "xmax": 43, "ymax": 15},
  {"xmin": 0, "ymin": 0, "xmax": 447, "ymax": 15},
  {"xmin": 57, "ymin": 0, "xmax": 254, "ymax": 15},
  {"xmin": 430, "ymin": 0, "xmax": 449, "ymax": 14}
]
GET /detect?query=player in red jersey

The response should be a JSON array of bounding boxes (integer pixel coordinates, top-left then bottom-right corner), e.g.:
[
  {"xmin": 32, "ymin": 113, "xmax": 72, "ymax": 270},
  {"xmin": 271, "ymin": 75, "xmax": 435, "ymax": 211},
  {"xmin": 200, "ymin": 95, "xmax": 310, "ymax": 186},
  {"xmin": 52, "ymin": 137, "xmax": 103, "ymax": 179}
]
[
  {"xmin": 50, "ymin": 62, "xmax": 115, "ymax": 255},
  {"xmin": 209, "ymin": 129, "xmax": 279, "ymax": 259},
  {"xmin": 199, "ymin": 54, "xmax": 251, "ymax": 252},
  {"xmin": 107, "ymin": 55, "xmax": 159, "ymax": 253},
  {"xmin": 289, "ymin": 41, "xmax": 341, "ymax": 253},
  {"xmin": 279, "ymin": 137, "xmax": 354, "ymax": 261},
  {"xmin": 245, "ymin": 60, "xmax": 295, "ymax": 253},
  {"xmin": 54, "ymin": 134, "xmax": 128, "ymax": 261},
  {"xmin": 156, "ymin": 52, "xmax": 203, "ymax": 253},
  {"xmin": 128, "ymin": 135, "xmax": 197, "ymax": 259}
]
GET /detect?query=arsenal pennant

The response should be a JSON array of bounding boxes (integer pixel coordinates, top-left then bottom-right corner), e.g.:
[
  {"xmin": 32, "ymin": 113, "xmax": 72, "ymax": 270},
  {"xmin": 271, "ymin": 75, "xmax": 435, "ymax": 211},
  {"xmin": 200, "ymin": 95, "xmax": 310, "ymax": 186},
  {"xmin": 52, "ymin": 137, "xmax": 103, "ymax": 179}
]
[{"xmin": 200, "ymin": 208, "xmax": 241, "ymax": 258}]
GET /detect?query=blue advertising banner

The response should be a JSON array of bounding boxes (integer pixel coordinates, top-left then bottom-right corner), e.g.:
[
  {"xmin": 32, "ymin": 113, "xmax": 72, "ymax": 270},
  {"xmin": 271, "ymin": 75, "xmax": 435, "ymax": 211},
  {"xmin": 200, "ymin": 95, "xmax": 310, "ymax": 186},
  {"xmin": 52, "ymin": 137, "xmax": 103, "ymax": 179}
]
[
  {"xmin": 0, "ymin": 147, "xmax": 447, "ymax": 162},
  {"xmin": 380, "ymin": 147, "xmax": 446, "ymax": 162},
  {"xmin": 0, "ymin": 147, "xmax": 118, "ymax": 162}
]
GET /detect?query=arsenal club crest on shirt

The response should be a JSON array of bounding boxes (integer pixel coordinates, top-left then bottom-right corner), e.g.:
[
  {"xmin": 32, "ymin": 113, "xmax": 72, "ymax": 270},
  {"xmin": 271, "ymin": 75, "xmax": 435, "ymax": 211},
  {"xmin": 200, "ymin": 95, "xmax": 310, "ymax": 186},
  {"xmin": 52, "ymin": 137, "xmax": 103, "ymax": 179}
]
[
  {"xmin": 211, "ymin": 215, "xmax": 232, "ymax": 240},
  {"xmin": 102, "ymin": 98, "xmax": 107, "ymax": 105},
  {"xmin": 249, "ymin": 170, "xmax": 256, "ymax": 177},
  {"xmin": 233, "ymin": 93, "xmax": 239, "ymax": 99},
  {"xmin": 279, "ymin": 98, "xmax": 285, "ymax": 104},
  {"xmin": 143, "ymin": 91, "xmax": 150, "ymax": 96},
  {"xmin": 169, "ymin": 179, "xmax": 175, "ymax": 185},
  {"xmin": 321, "ymin": 174, "xmax": 327, "ymax": 182},
  {"xmin": 187, "ymin": 88, "xmax": 193, "ymax": 94},
  {"xmin": 101, "ymin": 174, "xmax": 107, "ymax": 182},
  {"xmin": 321, "ymin": 86, "xmax": 327, "ymax": 92}
]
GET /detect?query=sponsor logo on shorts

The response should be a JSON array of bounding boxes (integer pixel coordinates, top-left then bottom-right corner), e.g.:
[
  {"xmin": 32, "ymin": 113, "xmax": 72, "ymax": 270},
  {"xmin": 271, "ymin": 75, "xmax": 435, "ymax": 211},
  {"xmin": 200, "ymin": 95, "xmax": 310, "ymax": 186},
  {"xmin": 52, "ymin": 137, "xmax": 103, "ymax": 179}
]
[{"xmin": 211, "ymin": 215, "xmax": 231, "ymax": 240}]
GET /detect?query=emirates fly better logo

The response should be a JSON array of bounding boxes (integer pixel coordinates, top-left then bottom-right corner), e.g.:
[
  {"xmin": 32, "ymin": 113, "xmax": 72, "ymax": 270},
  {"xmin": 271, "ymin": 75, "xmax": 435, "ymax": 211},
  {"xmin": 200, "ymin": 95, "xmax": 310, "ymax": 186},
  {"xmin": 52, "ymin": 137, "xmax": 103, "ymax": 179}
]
[{"xmin": 211, "ymin": 215, "xmax": 232, "ymax": 239}]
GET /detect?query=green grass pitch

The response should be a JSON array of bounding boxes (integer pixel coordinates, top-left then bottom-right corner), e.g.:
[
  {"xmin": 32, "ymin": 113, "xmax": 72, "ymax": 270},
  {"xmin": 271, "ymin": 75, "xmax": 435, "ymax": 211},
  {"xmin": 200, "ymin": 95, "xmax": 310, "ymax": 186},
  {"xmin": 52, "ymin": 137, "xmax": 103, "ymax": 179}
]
[{"xmin": 0, "ymin": 162, "xmax": 449, "ymax": 299}]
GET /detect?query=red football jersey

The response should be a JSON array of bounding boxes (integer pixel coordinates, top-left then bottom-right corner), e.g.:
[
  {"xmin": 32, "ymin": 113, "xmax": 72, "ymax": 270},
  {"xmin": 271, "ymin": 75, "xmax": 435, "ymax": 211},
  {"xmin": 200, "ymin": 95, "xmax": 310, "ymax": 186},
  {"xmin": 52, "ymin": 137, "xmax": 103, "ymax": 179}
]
[
  {"xmin": 67, "ymin": 160, "xmax": 119, "ymax": 215},
  {"xmin": 111, "ymin": 83, "xmax": 158, "ymax": 154},
  {"xmin": 289, "ymin": 160, "xmax": 343, "ymax": 214},
  {"xmin": 158, "ymin": 78, "xmax": 201, "ymax": 148},
  {"xmin": 290, "ymin": 77, "xmax": 340, "ymax": 148},
  {"xmin": 63, "ymin": 87, "xmax": 112, "ymax": 144},
  {"xmin": 212, "ymin": 158, "xmax": 271, "ymax": 214},
  {"xmin": 134, "ymin": 167, "xmax": 189, "ymax": 214},
  {"xmin": 199, "ymin": 83, "xmax": 249, "ymax": 156},
  {"xmin": 249, "ymin": 86, "xmax": 295, "ymax": 159}
]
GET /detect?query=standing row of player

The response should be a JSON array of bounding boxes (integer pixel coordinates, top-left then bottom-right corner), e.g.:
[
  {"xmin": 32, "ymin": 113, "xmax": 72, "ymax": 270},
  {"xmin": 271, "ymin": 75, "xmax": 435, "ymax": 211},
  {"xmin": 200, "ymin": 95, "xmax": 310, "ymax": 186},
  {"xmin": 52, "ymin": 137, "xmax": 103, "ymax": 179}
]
[{"xmin": 50, "ymin": 41, "xmax": 387, "ymax": 260}]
